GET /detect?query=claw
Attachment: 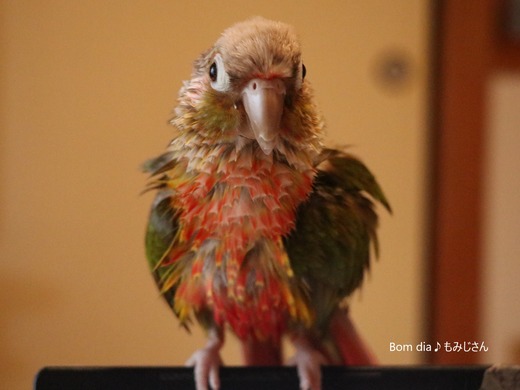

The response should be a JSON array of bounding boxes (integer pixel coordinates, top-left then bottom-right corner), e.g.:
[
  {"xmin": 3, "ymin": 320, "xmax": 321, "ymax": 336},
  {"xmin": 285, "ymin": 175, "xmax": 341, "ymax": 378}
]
[
  {"xmin": 291, "ymin": 337, "xmax": 327, "ymax": 390},
  {"xmin": 185, "ymin": 328, "xmax": 224, "ymax": 390},
  {"xmin": 186, "ymin": 347, "xmax": 222, "ymax": 390}
]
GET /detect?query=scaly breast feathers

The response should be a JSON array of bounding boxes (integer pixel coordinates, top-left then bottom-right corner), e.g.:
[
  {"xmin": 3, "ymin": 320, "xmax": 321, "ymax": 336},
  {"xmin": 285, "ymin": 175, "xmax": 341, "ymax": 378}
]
[{"xmin": 160, "ymin": 144, "xmax": 314, "ymax": 339}]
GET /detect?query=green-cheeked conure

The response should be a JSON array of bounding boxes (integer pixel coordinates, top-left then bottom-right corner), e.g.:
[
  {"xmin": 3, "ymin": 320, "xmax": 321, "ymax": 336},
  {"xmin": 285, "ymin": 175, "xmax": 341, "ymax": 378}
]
[{"xmin": 144, "ymin": 17, "xmax": 391, "ymax": 390}]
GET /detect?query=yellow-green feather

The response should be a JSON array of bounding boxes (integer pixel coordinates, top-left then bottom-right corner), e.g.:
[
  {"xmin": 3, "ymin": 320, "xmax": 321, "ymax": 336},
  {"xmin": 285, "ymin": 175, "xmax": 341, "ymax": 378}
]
[{"xmin": 284, "ymin": 150, "xmax": 390, "ymax": 333}]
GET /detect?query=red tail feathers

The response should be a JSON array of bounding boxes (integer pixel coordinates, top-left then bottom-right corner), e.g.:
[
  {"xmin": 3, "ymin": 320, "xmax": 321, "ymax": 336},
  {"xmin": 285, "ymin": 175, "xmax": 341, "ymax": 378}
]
[
  {"xmin": 242, "ymin": 336, "xmax": 283, "ymax": 366},
  {"xmin": 241, "ymin": 308, "xmax": 376, "ymax": 366},
  {"xmin": 329, "ymin": 308, "xmax": 378, "ymax": 365}
]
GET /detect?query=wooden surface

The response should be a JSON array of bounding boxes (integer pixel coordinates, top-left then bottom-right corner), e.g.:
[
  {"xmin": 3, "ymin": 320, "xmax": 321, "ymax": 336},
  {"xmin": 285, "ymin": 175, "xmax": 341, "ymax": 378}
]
[{"xmin": 429, "ymin": 0, "xmax": 492, "ymax": 364}]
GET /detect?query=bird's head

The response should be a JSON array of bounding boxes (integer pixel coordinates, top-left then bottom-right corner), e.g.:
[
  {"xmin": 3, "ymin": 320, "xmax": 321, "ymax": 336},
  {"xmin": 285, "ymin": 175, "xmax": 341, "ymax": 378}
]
[{"xmin": 172, "ymin": 17, "xmax": 323, "ymax": 160}]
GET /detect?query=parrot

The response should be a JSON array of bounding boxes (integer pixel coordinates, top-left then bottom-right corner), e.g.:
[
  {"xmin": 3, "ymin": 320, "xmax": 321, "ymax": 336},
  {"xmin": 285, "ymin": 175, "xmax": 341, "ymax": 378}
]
[{"xmin": 144, "ymin": 17, "xmax": 391, "ymax": 390}]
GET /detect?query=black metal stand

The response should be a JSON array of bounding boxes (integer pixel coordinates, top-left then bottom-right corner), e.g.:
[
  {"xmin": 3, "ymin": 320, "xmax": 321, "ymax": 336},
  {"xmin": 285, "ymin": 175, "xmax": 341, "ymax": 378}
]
[{"xmin": 35, "ymin": 365, "xmax": 488, "ymax": 390}]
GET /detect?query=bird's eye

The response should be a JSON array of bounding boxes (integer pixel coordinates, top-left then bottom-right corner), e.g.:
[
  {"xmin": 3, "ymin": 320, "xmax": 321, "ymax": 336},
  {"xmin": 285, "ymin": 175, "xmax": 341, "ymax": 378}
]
[
  {"xmin": 208, "ymin": 54, "xmax": 230, "ymax": 92},
  {"xmin": 209, "ymin": 62, "xmax": 217, "ymax": 82},
  {"xmin": 295, "ymin": 62, "xmax": 306, "ymax": 90}
]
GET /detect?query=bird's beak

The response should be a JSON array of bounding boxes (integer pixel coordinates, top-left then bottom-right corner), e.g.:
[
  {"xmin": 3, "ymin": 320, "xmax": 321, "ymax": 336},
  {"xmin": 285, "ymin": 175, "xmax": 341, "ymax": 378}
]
[{"xmin": 241, "ymin": 78, "xmax": 286, "ymax": 155}]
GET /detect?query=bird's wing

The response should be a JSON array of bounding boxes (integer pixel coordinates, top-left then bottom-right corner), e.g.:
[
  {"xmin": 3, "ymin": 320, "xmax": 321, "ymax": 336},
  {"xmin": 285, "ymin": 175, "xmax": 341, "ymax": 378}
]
[
  {"xmin": 144, "ymin": 153, "xmax": 182, "ymax": 311},
  {"xmin": 284, "ymin": 149, "xmax": 391, "ymax": 332}
]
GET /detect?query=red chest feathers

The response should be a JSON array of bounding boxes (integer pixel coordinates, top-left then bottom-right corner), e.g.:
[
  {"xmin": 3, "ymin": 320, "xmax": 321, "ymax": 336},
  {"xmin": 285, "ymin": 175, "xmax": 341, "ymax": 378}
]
[{"xmin": 169, "ymin": 147, "xmax": 314, "ymax": 339}]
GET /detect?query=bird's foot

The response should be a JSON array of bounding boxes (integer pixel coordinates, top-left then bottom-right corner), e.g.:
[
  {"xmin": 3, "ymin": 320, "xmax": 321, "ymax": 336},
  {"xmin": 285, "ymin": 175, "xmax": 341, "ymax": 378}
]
[
  {"xmin": 291, "ymin": 337, "xmax": 327, "ymax": 390},
  {"xmin": 185, "ymin": 329, "xmax": 224, "ymax": 390}
]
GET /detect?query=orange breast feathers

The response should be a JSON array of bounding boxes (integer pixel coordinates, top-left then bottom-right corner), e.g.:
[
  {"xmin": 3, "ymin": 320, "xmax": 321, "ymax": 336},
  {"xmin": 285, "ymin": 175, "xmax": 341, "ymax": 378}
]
[{"xmin": 166, "ymin": 147, "xmax": 315, "ymax": 338}]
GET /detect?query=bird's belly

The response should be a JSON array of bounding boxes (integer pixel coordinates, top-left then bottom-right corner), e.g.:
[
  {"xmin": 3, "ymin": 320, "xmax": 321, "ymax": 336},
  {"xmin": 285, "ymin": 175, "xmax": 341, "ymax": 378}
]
[{"xmin": 210, "ymin": 265, "xmax": 291, "ymax": 340}]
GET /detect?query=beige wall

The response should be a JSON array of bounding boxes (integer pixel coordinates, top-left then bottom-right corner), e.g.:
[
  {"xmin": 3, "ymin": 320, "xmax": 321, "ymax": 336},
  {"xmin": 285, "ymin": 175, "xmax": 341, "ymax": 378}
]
[
  {"xmin": 0, "ymin": 1, "xmax": 431, "ymax": 388},
  {"xmin": 482, "ymin": 72, "xmax": 520, "ymax": 364}
]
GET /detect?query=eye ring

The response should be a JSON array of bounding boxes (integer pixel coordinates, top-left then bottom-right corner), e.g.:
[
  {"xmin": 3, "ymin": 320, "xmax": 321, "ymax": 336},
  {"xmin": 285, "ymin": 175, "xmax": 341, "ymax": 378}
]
[
  {"xmin": 209, "ymin": 54, "xmax": 230, "ymax": 92},
  {"xmin": 209, "ymin": 62, "xmax": 217, "ymax": 82}
]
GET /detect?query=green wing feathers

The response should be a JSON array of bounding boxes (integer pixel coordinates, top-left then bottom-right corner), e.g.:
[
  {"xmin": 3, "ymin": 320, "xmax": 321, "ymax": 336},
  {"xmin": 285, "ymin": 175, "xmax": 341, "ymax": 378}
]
[
  {"xmin": 317, "ymin": 148, "xmax": 391, "ymax": 212},
  {"xmin": 284, "ymin": 149, "xmax": 391, "ymax": 331},
  {"xmin": 144, "ymin": 154, "xmax": 180, "ymax": 310}
]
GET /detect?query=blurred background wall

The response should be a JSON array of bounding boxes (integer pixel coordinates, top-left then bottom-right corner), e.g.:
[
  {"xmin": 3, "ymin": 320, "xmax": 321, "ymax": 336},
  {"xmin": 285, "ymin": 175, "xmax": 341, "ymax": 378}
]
[
  {"xmin": 0, "ymin": 1, "xmax": 438, "ymax": 388},
  {"xmin": 429, "ymin": 1, "xmax": 520, "ymax": 366},
  {"xmin": 482, "ymin": 72, "xmax": 520, "ymax": 364}
]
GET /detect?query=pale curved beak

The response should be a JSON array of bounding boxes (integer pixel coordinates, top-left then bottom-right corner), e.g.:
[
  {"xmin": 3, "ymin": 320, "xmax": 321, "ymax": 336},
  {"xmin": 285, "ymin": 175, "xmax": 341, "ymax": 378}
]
[{"xmin": 241, "ymin": 78, "xmax": 286, "ymax": 155}]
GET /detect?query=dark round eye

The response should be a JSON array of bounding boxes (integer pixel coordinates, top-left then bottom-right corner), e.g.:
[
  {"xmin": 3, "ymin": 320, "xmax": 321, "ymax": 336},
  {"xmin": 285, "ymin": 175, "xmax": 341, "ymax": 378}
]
[
  {"xmin": 302, "ymin": 63, "xmax": 306, "ymax": 80},
  {"xmin": 209, "ymin": 62, "xmax": 217, "ymax": 81}
]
